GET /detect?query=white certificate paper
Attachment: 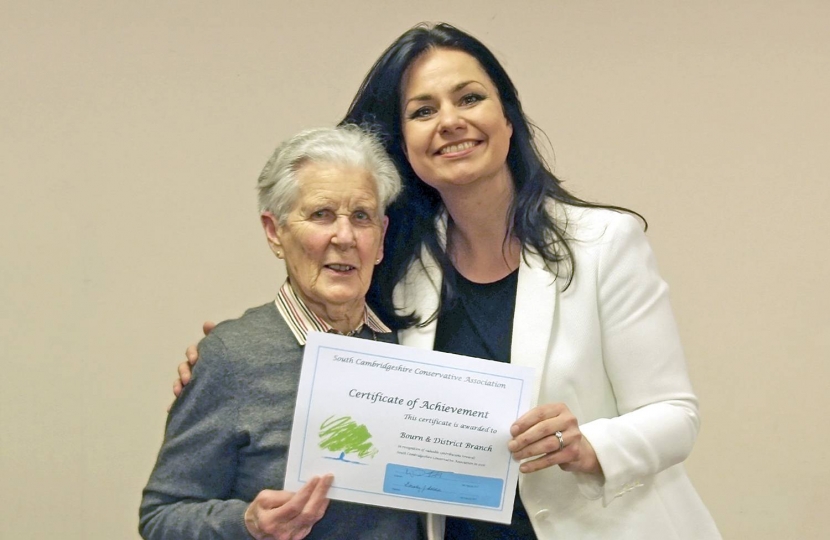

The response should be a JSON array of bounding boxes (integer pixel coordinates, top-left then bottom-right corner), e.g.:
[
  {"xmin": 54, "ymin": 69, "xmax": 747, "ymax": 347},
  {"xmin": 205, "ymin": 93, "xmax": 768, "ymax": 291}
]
[{"xmin": 284, "ymin": 331, "xmax": 535, "ymax": 524}]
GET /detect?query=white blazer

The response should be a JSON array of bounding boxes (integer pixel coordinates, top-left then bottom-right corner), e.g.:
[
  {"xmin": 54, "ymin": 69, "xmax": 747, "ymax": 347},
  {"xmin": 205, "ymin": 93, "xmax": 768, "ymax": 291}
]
[{"xmin": 394, "ymin": 205, "xmax": 721, "ymax": 539}]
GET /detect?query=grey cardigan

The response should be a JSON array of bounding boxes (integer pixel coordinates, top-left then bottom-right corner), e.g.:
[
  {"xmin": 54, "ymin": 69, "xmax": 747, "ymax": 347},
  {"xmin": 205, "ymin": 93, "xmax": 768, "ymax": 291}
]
[{"xmin": 140, "ymin": 302, "xmax": 423, "ymax": 539}]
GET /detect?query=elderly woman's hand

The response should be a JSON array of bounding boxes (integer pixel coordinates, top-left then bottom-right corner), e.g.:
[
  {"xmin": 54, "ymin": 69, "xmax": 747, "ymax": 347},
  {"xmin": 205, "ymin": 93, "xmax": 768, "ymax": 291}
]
[
  {"xmin": 244, "ymin": 475, "xmax": 334, "ymax": 540},
  {"xmin": 508, "ymin": 403, "xmax": 603, "ymax": 475}
]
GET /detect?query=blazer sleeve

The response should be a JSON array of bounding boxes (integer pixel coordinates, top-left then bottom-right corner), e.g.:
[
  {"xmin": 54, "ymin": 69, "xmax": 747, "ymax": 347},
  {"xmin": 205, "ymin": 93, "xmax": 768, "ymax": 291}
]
[
  {"xmin": 575, "ymin": 213, "xmax": 701, "ymax": 506},
  {"xmin": 139, "ymin": 334, "xmax": 251, "ymax": 539}
]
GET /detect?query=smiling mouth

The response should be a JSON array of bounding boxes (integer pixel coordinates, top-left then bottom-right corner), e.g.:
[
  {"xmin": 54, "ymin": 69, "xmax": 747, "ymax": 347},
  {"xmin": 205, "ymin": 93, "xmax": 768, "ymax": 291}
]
[
  {"xmin": 325, "ymin": 264, "xmax": 356, "ymax": 272},
  {"xmin": 437, "ymin": 141, "xmax": 479, "ymax": 155}
]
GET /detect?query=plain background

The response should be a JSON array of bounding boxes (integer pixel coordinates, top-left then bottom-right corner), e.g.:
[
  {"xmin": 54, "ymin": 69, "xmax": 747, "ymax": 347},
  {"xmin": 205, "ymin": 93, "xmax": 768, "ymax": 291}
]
[{"xmin": 1, "ymin": 1, "xmax": 828, "ymax": 538}]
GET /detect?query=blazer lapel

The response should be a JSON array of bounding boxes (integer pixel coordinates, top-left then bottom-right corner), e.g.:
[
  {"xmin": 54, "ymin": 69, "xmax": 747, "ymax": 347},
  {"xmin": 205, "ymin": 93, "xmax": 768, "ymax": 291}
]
[
  {"xmin": 511, "ymin": 251, "xmax": 558, "ymax": 406},
  {"xmin": 395, "ymin": 216, "xmax": 446, "ymax": 351}
]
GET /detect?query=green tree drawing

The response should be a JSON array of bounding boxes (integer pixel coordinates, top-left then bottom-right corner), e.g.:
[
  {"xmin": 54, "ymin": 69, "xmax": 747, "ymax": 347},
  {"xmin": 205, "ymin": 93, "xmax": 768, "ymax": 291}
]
[{"xmin": 318, "ymin": 415, "xmax": 378, "ymax": 459}]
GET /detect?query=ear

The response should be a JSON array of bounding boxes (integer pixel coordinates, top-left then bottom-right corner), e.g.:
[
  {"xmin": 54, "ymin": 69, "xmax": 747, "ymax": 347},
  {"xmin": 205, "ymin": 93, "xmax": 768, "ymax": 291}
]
[
  {"xmin": 375, "ymin": 215, "xmax": 389, "ymax": 264},
  {"xmin": 260, "ymin": 212, "xmax": 283, "ymax": 259}
]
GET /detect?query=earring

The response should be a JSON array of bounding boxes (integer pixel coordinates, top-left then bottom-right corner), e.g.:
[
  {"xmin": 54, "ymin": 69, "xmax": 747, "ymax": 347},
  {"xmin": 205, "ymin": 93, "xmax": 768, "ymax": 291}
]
[
  {"xmin": 375, "ymin": 258, "xmax": 381, "ymax": 265},
  {"xmin": 276, "ymin": 250, "xmax": 282, "ymax": 258}
]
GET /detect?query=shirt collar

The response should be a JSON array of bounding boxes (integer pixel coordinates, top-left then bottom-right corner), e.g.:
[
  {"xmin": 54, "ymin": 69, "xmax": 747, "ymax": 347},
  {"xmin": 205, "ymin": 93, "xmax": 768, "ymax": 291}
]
[{"xmin": 274, "ymin": 279, "xmax": 392, "ymax": 345}]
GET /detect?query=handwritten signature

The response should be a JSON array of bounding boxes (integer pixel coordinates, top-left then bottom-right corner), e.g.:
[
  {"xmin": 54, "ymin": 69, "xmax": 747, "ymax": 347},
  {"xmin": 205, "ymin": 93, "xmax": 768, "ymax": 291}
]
[
  {"xmin": 403, "ymin": 481, "xmax": 443, "ymax": 494},
  {"xmin": 404, "ymin": 468, "xmax": 444, "ymax": 479}
]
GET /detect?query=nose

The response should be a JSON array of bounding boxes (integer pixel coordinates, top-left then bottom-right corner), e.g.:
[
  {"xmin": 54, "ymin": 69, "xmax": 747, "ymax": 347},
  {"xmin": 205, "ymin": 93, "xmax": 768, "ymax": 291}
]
[
  {"xmin": 437, "ymin": 105, "xmax": 465, "ymax": 133},
  {"xmin": 330, "ymin": 216, "xmax": 356, "ymax": 249}
]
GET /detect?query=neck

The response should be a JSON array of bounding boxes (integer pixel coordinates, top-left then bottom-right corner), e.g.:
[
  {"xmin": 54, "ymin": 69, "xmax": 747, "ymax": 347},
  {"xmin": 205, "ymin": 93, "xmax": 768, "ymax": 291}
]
[
  {"xmin": 290, "ymin": 284, "xmax": 365, "ymax": 334},
  {"xmin": 439, "ymin": 167, "xmax": 521, "ymax": 282},
  {"xmin": 316, "ymin": 303, "xmax": 365, "ymax": 334}
]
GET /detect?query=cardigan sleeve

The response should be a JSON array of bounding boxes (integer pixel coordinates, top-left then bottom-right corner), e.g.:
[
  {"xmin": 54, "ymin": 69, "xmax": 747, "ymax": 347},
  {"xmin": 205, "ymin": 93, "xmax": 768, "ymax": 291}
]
[
  {"xmin": 139, "ymin": 333, "xmax": 252, "ymax": 539},
  {"xmin": 575, "ymin": 213, "xmax": 701, "ymax": 506}
]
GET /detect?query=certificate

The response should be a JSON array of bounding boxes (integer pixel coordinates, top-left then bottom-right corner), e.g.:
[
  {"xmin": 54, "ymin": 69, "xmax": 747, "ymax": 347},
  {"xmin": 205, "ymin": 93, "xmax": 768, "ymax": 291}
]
[{"xmin": 284, "ymin": 331, "xmax": 535, "ymax": 524}]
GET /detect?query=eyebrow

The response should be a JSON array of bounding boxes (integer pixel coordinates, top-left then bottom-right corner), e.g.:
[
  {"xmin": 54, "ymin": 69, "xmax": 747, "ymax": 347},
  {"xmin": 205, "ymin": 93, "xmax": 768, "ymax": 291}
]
[
  {"xmin": 403, "ymin": 80, "xmax": 481, "ymax": 107},
  {"xmin": 300, "ymin": 196, "xmax": 379, "ymax": 209}
]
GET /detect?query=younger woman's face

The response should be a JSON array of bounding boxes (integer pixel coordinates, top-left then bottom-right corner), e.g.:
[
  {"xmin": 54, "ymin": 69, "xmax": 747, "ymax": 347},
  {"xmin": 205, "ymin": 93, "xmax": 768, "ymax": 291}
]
[{"xmin": 400, "ymin": 48, "xmax": 513, "ymax": 195}]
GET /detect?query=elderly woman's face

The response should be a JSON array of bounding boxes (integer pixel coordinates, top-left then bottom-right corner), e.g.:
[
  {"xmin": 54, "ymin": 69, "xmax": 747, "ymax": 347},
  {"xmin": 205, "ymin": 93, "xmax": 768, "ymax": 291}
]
[{"xmin": 268, "ymin": 162, "xmax": 387, "ymax": 316}]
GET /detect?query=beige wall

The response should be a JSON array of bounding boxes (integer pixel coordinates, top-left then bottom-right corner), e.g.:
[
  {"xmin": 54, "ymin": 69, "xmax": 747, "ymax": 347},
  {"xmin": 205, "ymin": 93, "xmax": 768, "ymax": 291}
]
[{"xmin": 1, "ymin": 1, "xmax": 828, "ymax": 538}]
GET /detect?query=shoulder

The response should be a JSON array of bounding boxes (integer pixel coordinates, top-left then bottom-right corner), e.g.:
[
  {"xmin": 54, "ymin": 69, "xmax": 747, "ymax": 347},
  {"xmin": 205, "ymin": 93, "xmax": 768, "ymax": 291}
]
[
  {"xmin": 552, "ymin": 203, "xmax": 645, "ymax": 247},
  {"xmin": 171, "ymin": 305, "xmax": 284, "ymax": 411},
  {"xmin": 209, "ymin": 302, "xmax": 286, "ymax": 343},
  {"xmin": 540, "ymin": 202, "xmax": 652, "ymax": 286},
  {"xmin": 198, "ymin": 302, "xmax": 298, "ymax": 371}
]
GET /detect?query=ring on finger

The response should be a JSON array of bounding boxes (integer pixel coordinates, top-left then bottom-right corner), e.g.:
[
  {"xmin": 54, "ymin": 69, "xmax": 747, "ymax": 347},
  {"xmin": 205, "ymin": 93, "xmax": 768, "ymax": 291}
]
[{"xmin": 554, "ymin": 430, "xmax": 565, "ymax": 451}]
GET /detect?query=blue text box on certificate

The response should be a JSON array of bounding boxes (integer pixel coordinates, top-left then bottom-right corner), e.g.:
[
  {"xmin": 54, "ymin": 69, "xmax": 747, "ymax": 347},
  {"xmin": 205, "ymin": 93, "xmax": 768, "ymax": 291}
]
[{"xmin": 383, "ymin": 464, "xmax": 503, "ymax": 508}]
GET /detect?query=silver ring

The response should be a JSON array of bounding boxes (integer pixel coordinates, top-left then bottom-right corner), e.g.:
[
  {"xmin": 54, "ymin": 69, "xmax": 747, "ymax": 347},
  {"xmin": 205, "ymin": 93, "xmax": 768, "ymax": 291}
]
[{"xmin": 554, "ymin": 431, "xmax": 565, "ymax": 451}]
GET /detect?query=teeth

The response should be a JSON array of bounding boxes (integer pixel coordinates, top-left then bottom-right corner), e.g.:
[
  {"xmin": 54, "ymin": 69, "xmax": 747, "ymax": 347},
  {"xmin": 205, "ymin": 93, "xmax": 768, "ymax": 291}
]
[
  {"xmin": 327, "ymin": 264, "xmax": 354, "ymax": 271},
  {"xmin": 439, "ymin": 141, "xmax": 477, "ymax": 154}
]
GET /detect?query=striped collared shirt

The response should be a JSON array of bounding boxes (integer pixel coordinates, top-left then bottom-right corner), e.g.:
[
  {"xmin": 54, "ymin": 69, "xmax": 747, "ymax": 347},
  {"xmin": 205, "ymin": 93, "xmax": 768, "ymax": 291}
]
[{"xmin": 274, "ymin": 279, "xmax": 392, "ymax": 345}]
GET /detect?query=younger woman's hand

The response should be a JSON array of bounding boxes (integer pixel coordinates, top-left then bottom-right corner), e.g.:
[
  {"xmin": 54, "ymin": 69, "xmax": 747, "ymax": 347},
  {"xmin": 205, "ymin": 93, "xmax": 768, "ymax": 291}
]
[
  {"xmin": 168, "ymin": 322, "xmax": 215, "ymax": 410},
  {"xmin": 508, "ymin": 402, "xmax": 602, "ymax": 475}
]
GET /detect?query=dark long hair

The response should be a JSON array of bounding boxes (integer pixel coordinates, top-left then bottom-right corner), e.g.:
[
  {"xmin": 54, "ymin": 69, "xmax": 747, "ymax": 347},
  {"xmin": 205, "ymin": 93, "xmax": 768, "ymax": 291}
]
[{"xmin": 341, "ymin": 22, "xmax": 643, "ymax": 329}]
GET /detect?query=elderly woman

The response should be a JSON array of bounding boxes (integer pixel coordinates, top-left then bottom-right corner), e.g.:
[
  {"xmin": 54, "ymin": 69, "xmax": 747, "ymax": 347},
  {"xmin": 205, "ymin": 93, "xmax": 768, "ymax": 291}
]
[{"xmin": 139, "ymin": 125, "xmax": 424, "ymax": 540}]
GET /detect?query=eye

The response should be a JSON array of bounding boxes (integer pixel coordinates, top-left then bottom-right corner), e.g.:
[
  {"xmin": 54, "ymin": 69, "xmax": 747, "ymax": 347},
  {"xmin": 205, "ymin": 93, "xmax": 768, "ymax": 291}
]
[
  {"xmin": 460, "ymin": 93, "xmax": 485, "ymax": 106},
  {"xmin": 309, "ymin": 209, "xmax": 335, "ymax": 222},
  {"xmin": 352, "ymin": 210, "xmax": 375, "ymax": 224},
  {"xmin": 407, "ymin": 106, "xmax": 434, "ymax": 120}
]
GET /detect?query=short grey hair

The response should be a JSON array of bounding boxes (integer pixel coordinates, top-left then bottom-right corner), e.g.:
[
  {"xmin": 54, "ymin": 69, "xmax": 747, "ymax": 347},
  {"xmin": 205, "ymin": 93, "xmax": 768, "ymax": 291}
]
[{"xmin": 257, "ymin": 124, "xmax": 402, "ymax": 223}]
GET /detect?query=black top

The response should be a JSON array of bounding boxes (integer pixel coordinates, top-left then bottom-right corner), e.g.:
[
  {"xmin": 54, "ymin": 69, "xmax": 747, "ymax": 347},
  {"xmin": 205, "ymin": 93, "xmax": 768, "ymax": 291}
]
[{"xmin": 433, "ymin": 267, "xmax": 538, "ymax": 540}]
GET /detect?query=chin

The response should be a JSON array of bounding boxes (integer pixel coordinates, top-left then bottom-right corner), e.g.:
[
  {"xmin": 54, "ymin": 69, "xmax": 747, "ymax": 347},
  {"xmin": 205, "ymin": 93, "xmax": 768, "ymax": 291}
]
[
  {"xmin": 321, "ymin": 290, "xmax": 364, "ymax": 307},
  {"xmin": 435, "ymin": 165, "xmax": 496, "ymax": 187}
]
